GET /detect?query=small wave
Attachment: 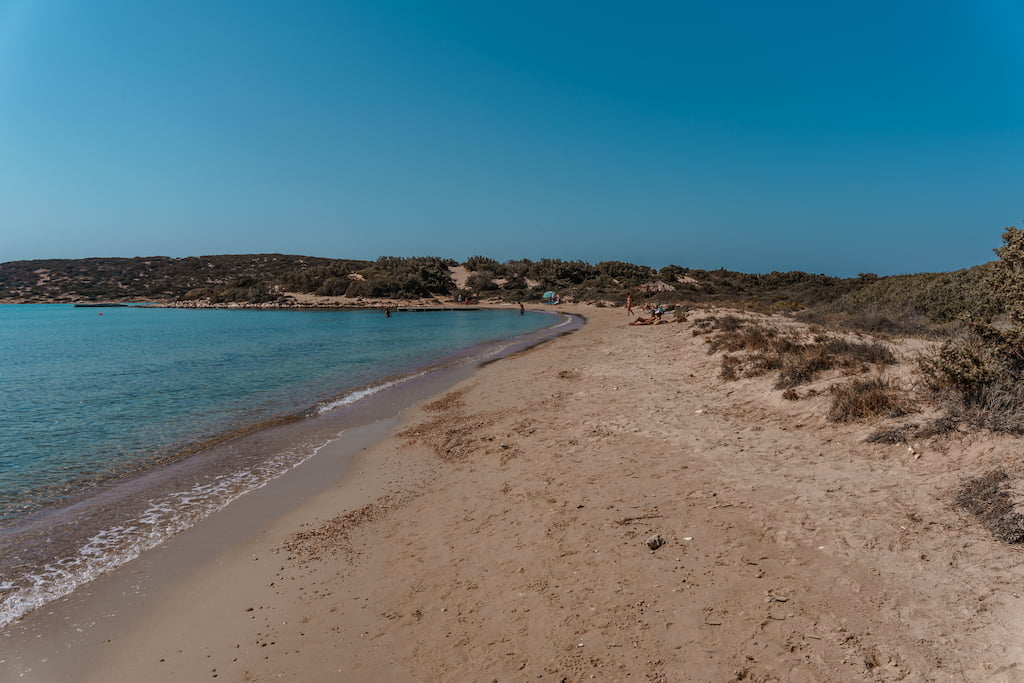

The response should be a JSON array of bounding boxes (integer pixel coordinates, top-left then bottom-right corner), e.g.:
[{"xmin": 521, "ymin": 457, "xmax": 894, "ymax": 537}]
[
  {"xmin": 313, "ymin": 370, "xmax": 429, "ymax": 415},
  {"xmin": 0, "ymin": 440, "xmax": 329, "ymax": 629},
  {"xmin": 1, "ymin": 362, "xmax": 449, "ymax": 628}
]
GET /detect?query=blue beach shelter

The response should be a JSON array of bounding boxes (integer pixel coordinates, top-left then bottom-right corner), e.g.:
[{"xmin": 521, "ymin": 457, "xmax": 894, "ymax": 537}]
[{"xmin": 542, "ymin": 291, "xmax": 560, "ymax": 304}]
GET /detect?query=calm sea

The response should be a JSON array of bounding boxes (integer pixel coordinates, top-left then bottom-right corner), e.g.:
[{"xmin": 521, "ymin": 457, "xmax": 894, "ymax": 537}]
[{"xmin": 0, "ymin": 304, "xmax": 567, "ymax": 627}]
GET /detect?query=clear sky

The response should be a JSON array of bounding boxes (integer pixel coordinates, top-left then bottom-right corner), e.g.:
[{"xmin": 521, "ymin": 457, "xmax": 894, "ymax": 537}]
[{"xmin": 0, "ymin": 1, "xmax": 1021, "ymax": 276}]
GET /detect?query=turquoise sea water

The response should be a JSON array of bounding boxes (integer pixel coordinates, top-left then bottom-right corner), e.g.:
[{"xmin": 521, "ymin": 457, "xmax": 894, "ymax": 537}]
[{"xmin": 0, "ymin": 304, "xmax": 566, "ymax": 627}]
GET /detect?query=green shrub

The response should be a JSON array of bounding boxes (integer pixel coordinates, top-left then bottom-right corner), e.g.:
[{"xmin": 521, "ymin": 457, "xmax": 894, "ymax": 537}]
[
  {"xmin": 466, "ymin": 271, "xmax": 499, "ymax": 292},
  {"xmin": 823, "ymin": 264, "xmax": 1002, "ymax": 326},
  {"xmin": 345, "ymin": 274, "xmax": 432, "ymax": 299},
  {"xmin": 464, "ymin": 256, "xmax": 505, "ymax": 275},
  {"xmin": 315, "ymin": 276, "xmax": 350, "ymax": 296},
  {"xmin": 525, "ymin": 259, "xmax": 595, "ymax": 288},
  {"xmin": 595, "ymin": 260, "xmax": 655, "ymax": 283}
]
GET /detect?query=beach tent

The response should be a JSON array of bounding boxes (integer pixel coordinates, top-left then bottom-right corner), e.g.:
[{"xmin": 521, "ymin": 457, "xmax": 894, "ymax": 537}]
[{"xmin": 542, "ymin": 291, "xmax": 556, "ymax": 300}]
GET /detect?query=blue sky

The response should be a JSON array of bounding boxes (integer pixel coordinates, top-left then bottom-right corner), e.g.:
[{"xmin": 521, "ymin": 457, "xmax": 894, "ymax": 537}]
[{"xmin": 0, "ymin": 1, "xmax": 1021, "ymax": 276}]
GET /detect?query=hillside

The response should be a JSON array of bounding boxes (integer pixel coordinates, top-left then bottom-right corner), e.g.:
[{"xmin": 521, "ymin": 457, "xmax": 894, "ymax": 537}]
[
  {"xmin": 0, "ymin": 254, "xmax": 1003, "ymax": 331},
  {"xmin": 0, "ymin": 255, "xmax": 371, "ymax": 303}
]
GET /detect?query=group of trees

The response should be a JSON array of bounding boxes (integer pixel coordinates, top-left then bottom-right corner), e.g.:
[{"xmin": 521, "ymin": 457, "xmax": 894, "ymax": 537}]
[{"xmin": 345, "ymin": 257, "xmax": 457, "ymax": 299}]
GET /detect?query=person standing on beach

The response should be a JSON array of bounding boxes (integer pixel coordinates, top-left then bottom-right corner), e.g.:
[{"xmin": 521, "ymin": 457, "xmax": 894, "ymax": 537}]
[{"xmin": 627, "ymin": 293, "xmax": 634, "ymax": 316}]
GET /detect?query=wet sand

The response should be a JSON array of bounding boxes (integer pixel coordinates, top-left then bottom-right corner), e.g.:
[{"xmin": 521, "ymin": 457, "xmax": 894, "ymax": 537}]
[{"xmin": 7, "ymin": 305, "xmax": 1024, "ymax": 681}]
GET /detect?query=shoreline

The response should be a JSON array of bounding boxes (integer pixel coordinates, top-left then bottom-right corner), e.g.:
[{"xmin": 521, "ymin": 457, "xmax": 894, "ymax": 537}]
[
  {"xmin": 0, "ymin": 309, "xmax": 581, "ymax": 680},
  {"xmin": 0, "ymin": 298, "xmax": 554, "ymax": 310},
  {"xmin": 0, "ymin": 310, "xmax": 579, "ymax": 649},
  {"xmin": 6, "ymin": 305, "xmax": 1024, "ymax": 680}
]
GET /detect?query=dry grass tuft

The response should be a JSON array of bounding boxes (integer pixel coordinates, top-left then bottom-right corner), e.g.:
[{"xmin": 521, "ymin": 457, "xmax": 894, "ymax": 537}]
[
  {"xmin": 720, "ymin": 355, "xmax": 740, "ymax": 381},
  {"xmin": 915, "ymin": 415, "xmax": 962, "ymax": 438},
  {"xmin": 955, "ymin": 469, "xmax": 1024, "ymax": 544},
  {"xmin": 865, "ymin": 422, "xmax": 919, "ymax": 444},
  {"xmin": 828, "ymin": 376, "xmax": 914, "ymax": 422}
]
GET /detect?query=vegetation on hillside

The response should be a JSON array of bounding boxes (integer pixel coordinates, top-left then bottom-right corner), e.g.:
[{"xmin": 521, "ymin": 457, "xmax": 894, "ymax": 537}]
[
  {"xmin": 0, "ymin": 255, "xmax": 370, "ymax": 303},
  {"xmin": 1, "ymin": 252, "xmax": 868, "ymax": 308},
  {"xmin": 818, "ymin": 264, "xmax": 1003, "ymax": 327},
  {"xmin": 0, "ymin": 225, "xmax": 1011, "ymax": 334},
  {"xmin": 916, "ymin": 225, "xmax": 1024, "ymax": 433},
  {"xmin": 685, "ymin": 224, "xmax": 1024, "ymax": 437}
]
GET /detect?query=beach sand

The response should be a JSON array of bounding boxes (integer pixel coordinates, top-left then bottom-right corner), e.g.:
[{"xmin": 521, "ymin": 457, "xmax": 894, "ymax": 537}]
[{"xmin": 12, "ymin": 305, "xmax": 1024, "ymax": 681}]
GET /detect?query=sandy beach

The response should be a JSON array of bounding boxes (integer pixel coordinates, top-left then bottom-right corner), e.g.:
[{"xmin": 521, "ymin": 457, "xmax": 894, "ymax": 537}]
[{"xmin": 7, "ymin": 304, "xmax": 1024, "ymax": 681}]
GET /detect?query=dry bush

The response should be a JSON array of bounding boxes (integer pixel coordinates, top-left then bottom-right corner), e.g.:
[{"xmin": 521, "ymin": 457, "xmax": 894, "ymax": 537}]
[
  {"xmin": 963, "ymin": 384, "xmax": 1024, "ymax": 433},
  {"xmin": 698, "ymin": 314, "xmax": 897, "ymax": 392},
  {"xmin": 823, "ymin": 338, "xmax": 895, "ymax": 365},
  {"xmin": 720, "ymin": 355, "xmax": 740, "ymax": 380},
  {"xmin": 932, "ymin": 386, "xmax": 1024, "ymax": 434},
  {"xmin": 706, "ymin": 324, "xmax": 777, "ymax": 354},
  {"xmin": 955, "ymin": 469, "xmax": 1024, "ymax": 544},
  {"xmin": 916, "ymin": 415, "xmax": 961, "ymax": 438},
  {"xmin": 775, "ymin": 346, "xmax": 836, "ymax": 388},
  {"xmin": 775, "ymin": 339, "xmax": 895, "ymax": 389},
  {"xmin": 692, "ymin": 312, "xmax": 746, "ymax": 336},
  {"xmin": 865, "ymin": 414, "xmax": 963, "ymax": 444},
  {"xmin": 828, "ymin": 376, "xmax": 914, "ymax": 422},
  {"xmin": 691, "ymin": 315, "xmax": 718, "ymax": 336},
  {"xmin": 842, "ymin": 310, "xmax": 936, "ymax": 338},
  {"xmin": 909, "ymin": 226, "xmax": 1024, "ymax": 434},
  {"xmin": 745, "ymin": 349, "xmax": 785, "ymax": 376},
  {"xmin": 865, "ymin": 422, "xmax": 919, "ymax": 444},
  {"xmin": 716, "ymin": 314, "xmax": 744, "ymax": 331},
  {"xmin": 919, "ymin": 325, "xmax": 1024, "ymax": 433},
  {"xmin": 672, "ymin": 308, "xmax": 690, "ymax": 323}
]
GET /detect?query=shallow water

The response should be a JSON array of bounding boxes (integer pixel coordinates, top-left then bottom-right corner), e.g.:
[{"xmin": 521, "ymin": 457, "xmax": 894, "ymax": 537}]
[{"xmin": 0, "ymin": 304, "xmax": 567, "ymax": 627}]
